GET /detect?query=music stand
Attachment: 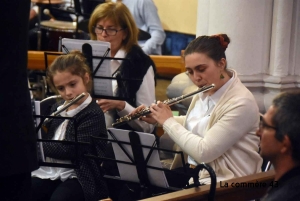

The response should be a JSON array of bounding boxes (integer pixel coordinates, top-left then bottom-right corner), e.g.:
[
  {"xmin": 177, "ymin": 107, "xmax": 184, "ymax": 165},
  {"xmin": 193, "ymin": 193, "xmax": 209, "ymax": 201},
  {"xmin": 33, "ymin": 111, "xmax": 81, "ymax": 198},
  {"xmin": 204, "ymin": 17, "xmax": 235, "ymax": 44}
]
[
  {"xmin": 85, "ymin": 128, "xmax": 217, "ymax": 200},
  {"xmin": 60, "ymin": 39, "xmax": 143, "ymax": 101}
]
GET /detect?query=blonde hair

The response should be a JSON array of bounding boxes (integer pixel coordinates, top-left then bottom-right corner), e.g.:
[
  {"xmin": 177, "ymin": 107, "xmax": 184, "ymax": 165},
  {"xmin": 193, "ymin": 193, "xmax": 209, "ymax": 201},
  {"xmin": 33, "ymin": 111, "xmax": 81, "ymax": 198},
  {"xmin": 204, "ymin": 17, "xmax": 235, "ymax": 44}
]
[
  {"xmin": 88, "ymin": 2, "xmax": 139, "ymax": 53},
  {"xmin": 46, "ymin": 51, "xmax": 92, "ymax": 94}
]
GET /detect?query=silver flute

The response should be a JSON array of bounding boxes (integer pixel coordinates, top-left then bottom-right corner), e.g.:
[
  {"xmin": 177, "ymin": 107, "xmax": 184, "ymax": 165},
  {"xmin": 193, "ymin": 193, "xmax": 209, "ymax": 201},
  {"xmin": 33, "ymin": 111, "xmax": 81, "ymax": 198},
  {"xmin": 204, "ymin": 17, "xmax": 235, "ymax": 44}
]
[
  {"xmin": 112, "ymin": 84, "xmax": 215, "ymax": 127},
  {"xmin": 53, "ymin": 93, "xmax": 86, "ymax": 116},
  {"xmin": 42, "ymin": 93, "xmax": 86, "ymax": 132},
  {"xmin": 44, "ymin": 93, "xmax": 86, "ymax": 121}
]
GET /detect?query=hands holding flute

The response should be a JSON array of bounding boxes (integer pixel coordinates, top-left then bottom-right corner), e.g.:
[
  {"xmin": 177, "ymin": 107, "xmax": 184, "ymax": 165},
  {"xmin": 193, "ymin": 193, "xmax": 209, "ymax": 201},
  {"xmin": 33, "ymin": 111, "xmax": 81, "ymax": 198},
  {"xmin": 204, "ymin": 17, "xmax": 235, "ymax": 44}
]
[{"xmin": 135, "ymin": 101, "xmax": 173, "ymax": 125}]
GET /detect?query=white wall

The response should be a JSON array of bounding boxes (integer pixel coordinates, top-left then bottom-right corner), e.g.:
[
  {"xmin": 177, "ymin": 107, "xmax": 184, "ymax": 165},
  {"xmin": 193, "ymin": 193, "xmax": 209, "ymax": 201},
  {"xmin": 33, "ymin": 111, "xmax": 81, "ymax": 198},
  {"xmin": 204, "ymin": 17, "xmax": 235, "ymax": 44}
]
[{"xmin": 196, "ymin": 0, "xmax": 300, "ymax": 112}]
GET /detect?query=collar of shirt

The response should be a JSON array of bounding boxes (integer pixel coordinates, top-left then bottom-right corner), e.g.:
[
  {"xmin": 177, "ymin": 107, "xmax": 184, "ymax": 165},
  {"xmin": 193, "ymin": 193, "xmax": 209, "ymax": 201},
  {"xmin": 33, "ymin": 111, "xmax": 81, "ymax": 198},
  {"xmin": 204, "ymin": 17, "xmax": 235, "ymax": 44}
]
[
  {"xmin": 58, "ymin": 94, "xmax": 92, "ymax": 118},
  {"xmin": 199, "ymin": 74, "xmax": 234, "ymax": 106},
  {"xmin": 111, "ymin": 49, "xmax": 126, "ymax": 76}
]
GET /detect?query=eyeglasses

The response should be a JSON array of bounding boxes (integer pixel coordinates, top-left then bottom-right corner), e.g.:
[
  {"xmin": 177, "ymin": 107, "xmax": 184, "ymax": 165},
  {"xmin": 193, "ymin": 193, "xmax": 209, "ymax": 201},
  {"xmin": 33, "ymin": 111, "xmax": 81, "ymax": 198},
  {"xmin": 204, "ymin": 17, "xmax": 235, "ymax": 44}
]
[
  {"xmin": 259, "ymin": 119, "xmax": 277, "ymax": 131},
  {"xmin": 94, "ymin": 27, "xmax": 124, "ymax": 36}
]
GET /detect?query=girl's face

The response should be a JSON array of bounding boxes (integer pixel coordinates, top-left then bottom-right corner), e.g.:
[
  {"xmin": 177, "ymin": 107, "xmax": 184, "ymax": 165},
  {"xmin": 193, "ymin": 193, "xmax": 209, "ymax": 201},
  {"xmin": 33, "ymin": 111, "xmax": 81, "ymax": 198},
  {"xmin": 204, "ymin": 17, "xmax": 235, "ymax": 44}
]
[
  {"xmin": 53, "ymin": 70, "xmax": 89, "ymax": 106},
  {"xmin": 185, "ymin": 53, "xmax": 226, "ymax": 95},
  {"xmin": 95, "ymin": 18, "xmax": 127, "ymax": 56}
]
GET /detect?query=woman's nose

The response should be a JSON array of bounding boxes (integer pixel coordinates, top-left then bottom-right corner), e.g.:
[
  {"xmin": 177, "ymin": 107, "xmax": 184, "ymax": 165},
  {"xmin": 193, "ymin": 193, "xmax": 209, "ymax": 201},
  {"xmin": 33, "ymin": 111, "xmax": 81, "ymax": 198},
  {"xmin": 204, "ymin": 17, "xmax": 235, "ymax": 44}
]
[
  {"xmin": 193, "ymin": 71, "xmax": 201, "ymax": 80},
  {"xmin": 101, "ymin": 29, "xmax": 108, "ymax": 36}
]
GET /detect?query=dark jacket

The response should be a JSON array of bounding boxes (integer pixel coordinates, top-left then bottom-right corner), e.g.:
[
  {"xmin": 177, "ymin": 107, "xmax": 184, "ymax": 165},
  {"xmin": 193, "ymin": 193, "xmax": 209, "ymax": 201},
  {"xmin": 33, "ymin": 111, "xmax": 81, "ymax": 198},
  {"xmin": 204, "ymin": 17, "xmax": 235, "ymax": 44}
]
[{"xmin": 43, "ymin": 100, "xmax": 108, "ymax": 201}]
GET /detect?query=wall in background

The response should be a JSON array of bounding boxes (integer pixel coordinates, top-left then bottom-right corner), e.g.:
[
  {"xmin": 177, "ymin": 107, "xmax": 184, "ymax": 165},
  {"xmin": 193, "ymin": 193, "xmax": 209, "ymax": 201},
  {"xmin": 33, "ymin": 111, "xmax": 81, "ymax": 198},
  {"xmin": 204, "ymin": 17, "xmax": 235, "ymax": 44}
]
[
  {"xmin": 152, "ymin": 0, "xmax": 197, "ymax": 55},
  {"xmin": 153, "ymin": 0, "xmax": 198, "ymax": 35},
  {"xmin": 196, "ymin": 0, "xmax": 300, "ymax": 112}
]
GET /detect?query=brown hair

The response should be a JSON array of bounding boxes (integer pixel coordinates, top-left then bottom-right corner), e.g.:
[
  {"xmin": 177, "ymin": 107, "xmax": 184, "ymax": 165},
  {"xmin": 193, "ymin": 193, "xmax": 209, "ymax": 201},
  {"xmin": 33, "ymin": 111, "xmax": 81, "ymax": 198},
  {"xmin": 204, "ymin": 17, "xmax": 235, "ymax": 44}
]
[
  {"xmin": 46, "ymin": 51, "xmax": 92, "ymax": 94},
  {"xmin": 272, "ymin": 91, "xmax": 300, "ymax": 161},
  {"xmin": 184, "ymin": 34, "xmax": 231, "ymax": 67},
  {"xmin": 88, "ymin": 2, "xmax": 139, "ymax": 53}
]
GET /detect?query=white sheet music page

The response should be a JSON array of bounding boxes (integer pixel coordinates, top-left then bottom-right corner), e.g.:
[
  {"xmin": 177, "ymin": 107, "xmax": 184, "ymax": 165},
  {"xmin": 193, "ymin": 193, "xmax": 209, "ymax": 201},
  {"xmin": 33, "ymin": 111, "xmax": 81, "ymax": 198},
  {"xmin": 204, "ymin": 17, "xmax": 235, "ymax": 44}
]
[
  {"xmin": 107, "ymin": 128, "xmax": 169, "ymax": 188},
  {"xmin": 61, "ymin": 38, "xmax": 113, "ymax": 96}
]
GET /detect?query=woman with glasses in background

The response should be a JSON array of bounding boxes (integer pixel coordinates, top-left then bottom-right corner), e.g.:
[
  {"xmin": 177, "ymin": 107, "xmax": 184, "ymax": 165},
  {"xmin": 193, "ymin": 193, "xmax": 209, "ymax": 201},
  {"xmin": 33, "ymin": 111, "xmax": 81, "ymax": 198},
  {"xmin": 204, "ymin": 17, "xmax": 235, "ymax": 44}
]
[
  {"xmin": 88, "ymin": 3, "xmax": 157, "ymax": 200},
  {"xmin": 88, "ymin": 1, "xmax": 156, "ymax": 134}
]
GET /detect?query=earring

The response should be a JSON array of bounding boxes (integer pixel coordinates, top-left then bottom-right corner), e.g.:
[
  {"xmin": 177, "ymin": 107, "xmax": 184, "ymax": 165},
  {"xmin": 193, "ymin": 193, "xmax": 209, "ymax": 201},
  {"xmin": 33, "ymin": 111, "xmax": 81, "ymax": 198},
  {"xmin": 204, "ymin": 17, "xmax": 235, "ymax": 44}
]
[{"xmin": 220, "ymin": 73, "xmax": 225, "ymax": 79}]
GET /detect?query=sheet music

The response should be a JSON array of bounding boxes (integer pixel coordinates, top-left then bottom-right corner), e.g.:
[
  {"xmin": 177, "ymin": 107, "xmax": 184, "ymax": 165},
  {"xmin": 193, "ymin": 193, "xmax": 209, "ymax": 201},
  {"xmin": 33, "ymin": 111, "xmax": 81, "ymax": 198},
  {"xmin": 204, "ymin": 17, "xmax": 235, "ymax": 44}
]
[
  {"xmin": 108, "ymin": 128, "xmax": 169, "ymax": 188},
  {"xmin": 61, "ymin": 38, "xmax": 113, "ymax": 96},
  {"xmin": 34, "ymin": 101, "xmax": 45, "ymax": 162}
]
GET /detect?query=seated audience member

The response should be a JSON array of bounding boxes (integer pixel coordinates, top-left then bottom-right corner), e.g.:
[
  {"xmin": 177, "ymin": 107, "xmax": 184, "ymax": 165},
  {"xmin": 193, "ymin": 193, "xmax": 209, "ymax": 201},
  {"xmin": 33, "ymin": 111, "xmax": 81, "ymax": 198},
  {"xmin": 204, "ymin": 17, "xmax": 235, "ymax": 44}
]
[
  {"xmin": 31, "ymin": 52, "xmax": 109, "ymax": 201},
  {"xmin": 257, "ymin": 91, "xmax": 300, "ymax": 201},
  {"xmin": 140, "ymin": 34, "xmax": 263, "ymax": 187},
  {"xmin": 112, "ymin": 0, "xmax": 166, "ymax": 55},
  {"xmin": 88, "ymin": 1, "xmax": 156, "ymax": 133}
]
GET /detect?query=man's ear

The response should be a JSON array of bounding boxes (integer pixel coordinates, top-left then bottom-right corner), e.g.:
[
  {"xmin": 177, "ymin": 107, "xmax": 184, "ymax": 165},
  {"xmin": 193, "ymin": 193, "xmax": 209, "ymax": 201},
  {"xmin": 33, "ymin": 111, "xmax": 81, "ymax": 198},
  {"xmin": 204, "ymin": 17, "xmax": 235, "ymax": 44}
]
[{"xmin": 281, "ymin": 135, "xmax": 292, "ymax": 155}]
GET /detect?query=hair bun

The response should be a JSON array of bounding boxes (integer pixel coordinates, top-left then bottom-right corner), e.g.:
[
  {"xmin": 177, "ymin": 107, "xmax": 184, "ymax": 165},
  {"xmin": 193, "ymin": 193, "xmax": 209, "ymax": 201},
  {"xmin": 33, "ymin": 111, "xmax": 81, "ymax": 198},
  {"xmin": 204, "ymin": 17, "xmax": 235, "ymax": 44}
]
[{"xmin": 210, "ymin": 34, "xmax": 230, "ymax": 50}]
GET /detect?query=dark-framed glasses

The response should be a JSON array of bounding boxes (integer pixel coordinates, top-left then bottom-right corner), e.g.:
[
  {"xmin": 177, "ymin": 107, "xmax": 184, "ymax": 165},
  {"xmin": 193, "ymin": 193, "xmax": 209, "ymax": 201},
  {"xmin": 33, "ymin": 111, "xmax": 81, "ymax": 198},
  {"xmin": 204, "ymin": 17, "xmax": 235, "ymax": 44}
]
[
  {"xmin": 94, "ymin": 27, "xmax": 124, "ymax": 36},
  {"xmin": 259, "ymin": 119, "xmax": 277, "ymax": 131}
]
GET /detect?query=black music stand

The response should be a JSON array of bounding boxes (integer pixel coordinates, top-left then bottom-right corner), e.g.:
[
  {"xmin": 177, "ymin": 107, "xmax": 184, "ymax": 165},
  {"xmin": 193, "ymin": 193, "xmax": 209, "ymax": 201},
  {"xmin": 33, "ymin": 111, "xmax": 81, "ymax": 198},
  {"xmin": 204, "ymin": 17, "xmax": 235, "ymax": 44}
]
[
  {"xmin": 85, "ymin": 128, "xmax": 217, "ymax": 200},
  {"xmin": 62, "ymin": 41, "xmax": 143, "ymax": 101}
]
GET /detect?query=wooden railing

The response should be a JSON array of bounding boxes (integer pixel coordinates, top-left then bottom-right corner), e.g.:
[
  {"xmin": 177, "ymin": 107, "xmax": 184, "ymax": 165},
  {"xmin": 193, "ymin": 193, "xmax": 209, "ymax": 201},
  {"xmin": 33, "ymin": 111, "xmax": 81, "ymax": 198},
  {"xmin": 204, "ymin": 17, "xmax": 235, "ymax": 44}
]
[
  {"xmin": 141, "ymin": 170, "xmax": 275, "ymax": 201},
  {"xmin": 27, "ymin": 51, "xmax": 185, "ymax": 77}
]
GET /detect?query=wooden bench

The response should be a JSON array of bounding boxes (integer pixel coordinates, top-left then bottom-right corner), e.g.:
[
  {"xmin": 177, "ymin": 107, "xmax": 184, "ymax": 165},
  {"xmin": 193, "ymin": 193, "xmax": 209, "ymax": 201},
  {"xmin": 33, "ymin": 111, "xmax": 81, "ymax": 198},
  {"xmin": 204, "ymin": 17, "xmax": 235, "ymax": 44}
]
[
  {"xmin": 141, "ymin": 170, "xmax": 275, "ymax": 201},
  {"xmin": 27, "ymin": 51, "xmax": 185, "ymax": 77}
]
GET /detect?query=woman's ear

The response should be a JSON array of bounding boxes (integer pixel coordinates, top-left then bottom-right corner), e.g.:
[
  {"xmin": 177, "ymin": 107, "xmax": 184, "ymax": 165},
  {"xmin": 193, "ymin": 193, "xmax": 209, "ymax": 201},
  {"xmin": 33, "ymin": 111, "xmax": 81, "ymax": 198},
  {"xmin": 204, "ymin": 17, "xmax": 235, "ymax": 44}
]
[
  {"xmin": 218, "ymin": 58, "xmax": 227, "ymax": 70},
  {"xmin": 122, "ymin": 29, "xmax": 128, "ymax": 40}
]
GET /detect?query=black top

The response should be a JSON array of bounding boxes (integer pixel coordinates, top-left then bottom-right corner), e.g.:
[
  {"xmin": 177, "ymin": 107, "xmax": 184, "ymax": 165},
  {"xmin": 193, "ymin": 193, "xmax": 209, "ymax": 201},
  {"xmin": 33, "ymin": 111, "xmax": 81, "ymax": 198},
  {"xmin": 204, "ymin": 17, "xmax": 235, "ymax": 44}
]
[
  {"xmin": 44, "ymin": 100, "xmax": 108, "ymax": 201},
  {"xmin": 115, "ymin": 45, "xmax": 156, "ymax": 131},
  {"xmin": 263, "ymin": 166, "xmax": 300, "ymax": 201},
  {"xmin": 116, "ymin": 44, "xmax": 156, "ymax": 107}
]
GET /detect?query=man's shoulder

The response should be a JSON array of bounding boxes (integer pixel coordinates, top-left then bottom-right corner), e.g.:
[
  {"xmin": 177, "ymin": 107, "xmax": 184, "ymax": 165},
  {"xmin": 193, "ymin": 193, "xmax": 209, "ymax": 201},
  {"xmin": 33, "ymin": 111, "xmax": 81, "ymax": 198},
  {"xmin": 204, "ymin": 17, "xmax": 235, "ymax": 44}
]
[{"xmin": 264, "ymin": 173, "xmax": 300, "ymax": 201}]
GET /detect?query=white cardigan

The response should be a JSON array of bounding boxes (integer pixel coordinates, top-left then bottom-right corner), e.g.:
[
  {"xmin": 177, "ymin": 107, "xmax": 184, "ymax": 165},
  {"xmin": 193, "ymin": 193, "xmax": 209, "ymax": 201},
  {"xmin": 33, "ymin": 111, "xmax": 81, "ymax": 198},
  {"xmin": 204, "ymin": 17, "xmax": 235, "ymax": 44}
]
[{"xmin": 163, "ymin": 69, "xmax": 263, "ymax": 184}]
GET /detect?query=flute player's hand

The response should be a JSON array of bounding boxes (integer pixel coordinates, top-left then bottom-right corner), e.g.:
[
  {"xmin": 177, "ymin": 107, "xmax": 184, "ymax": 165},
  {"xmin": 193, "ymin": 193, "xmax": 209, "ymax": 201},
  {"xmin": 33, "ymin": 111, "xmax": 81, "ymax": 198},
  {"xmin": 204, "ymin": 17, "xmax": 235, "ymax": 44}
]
[
  {"xmin": 133, "ymin": 105, "xmax": 158, "ymax": 125},
  {"xmin": 96, "ymin": 99, "xmax": 125, "ymax": 113},
  {"xmin": 147, "ymin": 101, "xmax": 173, "ymax": 125}
]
